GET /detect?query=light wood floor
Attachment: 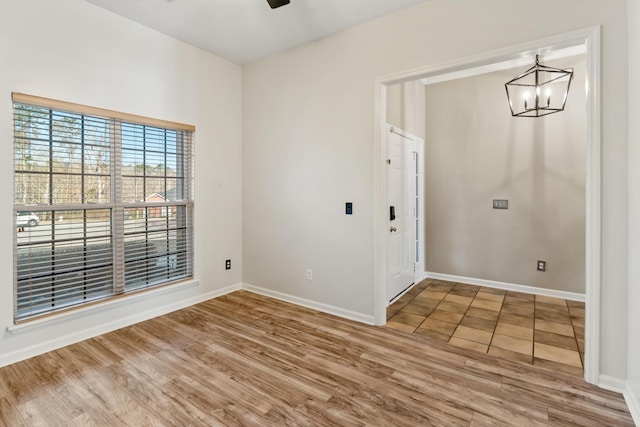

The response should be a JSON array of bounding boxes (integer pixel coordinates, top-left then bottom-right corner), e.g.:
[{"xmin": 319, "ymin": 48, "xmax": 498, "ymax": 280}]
[{"xmin": 0, "ymin": 291, "xmax": 633, "ymax": 426}]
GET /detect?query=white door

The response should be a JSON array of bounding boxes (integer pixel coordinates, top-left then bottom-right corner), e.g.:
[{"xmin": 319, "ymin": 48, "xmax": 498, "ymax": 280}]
[{"xmin": 386, "ymin": 126, "xmax": 416, "ymax": 302}]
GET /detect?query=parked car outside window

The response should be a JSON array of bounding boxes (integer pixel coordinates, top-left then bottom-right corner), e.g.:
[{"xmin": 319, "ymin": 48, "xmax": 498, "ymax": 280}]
[{"xmin": 17, "ymin": 212, "xmax": 40, "ymax": 227}]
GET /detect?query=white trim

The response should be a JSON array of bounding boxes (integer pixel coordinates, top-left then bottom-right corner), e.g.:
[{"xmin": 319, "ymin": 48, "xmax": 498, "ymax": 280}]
[
  {"xmin": 583, "ymin": 25, "xmax": 602, "ymax": 388},
  {"xmin": 598, "ymin": 375, "xmax": 627, "ymax": 394},
  {"xmin": 415, "ymin": 136, "xmax": 426, "ymax": 282},
  {"xmin": 373, "ymin": 88, "xmax": 388, "ymax": 326},
  {"xmin": 624, "ymin": 384, "xmax": 640, "ymax": 427},
  {"xmin": 373, "ymin": 26, "xmax": 602, "ymax": 383},
  {"xmin": 419, "ymin": 45, "xmax": 586, "ymax": 87},
  {"xmin": 426, "ymin": 272, "xmax": 585, "ymax": 302},
  {"xmin": 242, "ymin": 283, "xmax": 376, "ymax": 325},
  {"xmin": 0, "ymin": 280, "xmax": 242, "ymax": 368},
  {"xmin": 416, "ymin": 270, "xmax": 428, "ymax": 284}
]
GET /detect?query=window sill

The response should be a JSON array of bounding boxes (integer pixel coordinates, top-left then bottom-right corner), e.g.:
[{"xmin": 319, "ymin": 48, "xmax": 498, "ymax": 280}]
[{"xmin": 6, "ymin": 278, "xmax": 200, "ymax": 335}]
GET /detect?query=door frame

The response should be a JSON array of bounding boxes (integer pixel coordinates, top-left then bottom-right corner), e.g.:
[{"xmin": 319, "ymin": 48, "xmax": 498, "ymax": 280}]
[{"xmin": 372, "ymin": 26, "xmax": 601, "ymax": 384}]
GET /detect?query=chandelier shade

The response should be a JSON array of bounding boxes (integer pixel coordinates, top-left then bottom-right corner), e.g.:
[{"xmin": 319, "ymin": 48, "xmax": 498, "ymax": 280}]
[{"xmin": 505, "ymin": 55, "xmax": 573, "ymax": 118}]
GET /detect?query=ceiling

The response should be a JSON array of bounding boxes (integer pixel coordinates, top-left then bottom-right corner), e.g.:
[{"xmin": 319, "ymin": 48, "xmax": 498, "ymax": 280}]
[{"xmin": 85, "ymin": 0, "xmax": 427, "ymax": 65}]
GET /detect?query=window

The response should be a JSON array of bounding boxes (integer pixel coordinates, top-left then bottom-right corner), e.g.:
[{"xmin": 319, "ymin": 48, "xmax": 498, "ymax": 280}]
[{"xmin": 13, "ymin": 93, "xmax": 194, "ymax": 322}]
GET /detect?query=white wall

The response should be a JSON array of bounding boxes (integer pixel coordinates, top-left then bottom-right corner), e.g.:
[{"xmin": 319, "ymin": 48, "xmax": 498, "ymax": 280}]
[
  {"xmin": 0, "ymin": 0, "xmax": 243, "ymax": 366},
  {"xmin": 423, "ymin": 56, "xmax": 586, "ymax": 295},
  {"xmin": 242, "ymin": 0, "xmax": 629, "ymax": 381},
  {"xmin": 626, "ymin": 0, "xmax": 640, "ymax": 421}
]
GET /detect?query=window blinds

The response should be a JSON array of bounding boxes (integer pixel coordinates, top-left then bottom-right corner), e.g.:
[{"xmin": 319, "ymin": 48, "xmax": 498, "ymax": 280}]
[{"xmin": 13, "ymin": 94, "xmax": 194, "ymax": 322}]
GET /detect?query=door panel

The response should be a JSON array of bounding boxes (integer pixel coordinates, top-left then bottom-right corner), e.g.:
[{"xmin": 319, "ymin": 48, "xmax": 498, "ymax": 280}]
[{"xmin": 387, "ymin": 126, "xmax": 416, "ymax": 302}]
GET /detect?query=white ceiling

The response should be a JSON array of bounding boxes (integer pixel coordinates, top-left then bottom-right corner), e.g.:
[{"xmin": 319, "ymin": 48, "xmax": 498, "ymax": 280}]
[{"xmin": 85, "ymin": 0, "xmax": 428, "ymax": 65}]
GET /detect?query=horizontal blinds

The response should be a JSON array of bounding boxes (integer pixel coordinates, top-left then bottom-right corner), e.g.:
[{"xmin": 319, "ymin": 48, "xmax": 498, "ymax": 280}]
[
  {"xmin": 15, "ymin": 209, "xmax": 114, "ymax": 319},
  {"xmin": 14, "ymin": 106, "xmax": 112, "ymax": 205},
  {"xmin": 122, "ymin": 206, "xmax": 193, "ymax": 292},
  {"xmin": 13, "ymin": 99, "xmax": 194, "ymax": 322},
  {"xmin": 118, "ymin": 123, "xmax": 193, "ymax": 292}
]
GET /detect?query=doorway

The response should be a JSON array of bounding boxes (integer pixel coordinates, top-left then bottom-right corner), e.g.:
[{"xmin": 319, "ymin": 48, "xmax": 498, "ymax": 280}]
[{"xmin": 373, "ymin": 27, "xmax": 601, "ymax": 384}]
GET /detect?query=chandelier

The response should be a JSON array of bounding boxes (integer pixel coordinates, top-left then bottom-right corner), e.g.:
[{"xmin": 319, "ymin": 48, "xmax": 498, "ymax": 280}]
[{"xmin": 505, "ymin": 55, "xmax": 573, "ymax": 117}]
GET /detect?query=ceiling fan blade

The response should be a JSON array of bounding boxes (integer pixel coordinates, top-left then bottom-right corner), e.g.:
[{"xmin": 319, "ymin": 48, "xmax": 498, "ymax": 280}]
[{"xmin": 266, "ymin": 0, "xmax": 290, "ymax": 9}]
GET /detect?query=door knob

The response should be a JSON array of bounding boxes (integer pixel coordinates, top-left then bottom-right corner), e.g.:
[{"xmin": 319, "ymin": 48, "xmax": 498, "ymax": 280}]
[{"xmin": 390, "ymin": 226, "xmax": 397, "ymax": 232}]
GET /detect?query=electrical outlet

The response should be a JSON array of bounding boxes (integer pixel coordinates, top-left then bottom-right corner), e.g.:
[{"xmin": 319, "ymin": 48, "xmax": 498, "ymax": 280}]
[
  {"xmin": 306, "ymin": 269, "xmax": 313, "ymax": 281},
  {"xmin": 493, "ymin": 199, "xmax": 509, "ymax": 209},
  {"xmin": 537, "ymin": 260, "xmax": 546, "ymax": 272},
  {"xmin": 225, "ymin": 259, "xmax": 231, "ymax": 270}
]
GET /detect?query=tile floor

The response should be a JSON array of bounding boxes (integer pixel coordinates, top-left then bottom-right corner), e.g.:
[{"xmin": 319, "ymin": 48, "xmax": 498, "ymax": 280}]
[{"xmin": 386, "ymin": 279, "xmax": 585, "ymax": 376}]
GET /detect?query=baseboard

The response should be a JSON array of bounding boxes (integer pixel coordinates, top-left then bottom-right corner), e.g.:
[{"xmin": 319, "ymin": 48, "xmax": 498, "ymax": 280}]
[
  {"xmin": 0, "ymin": 281, "xmax": 242, "ymax": 368},
  {"xmin": 599, "ymin": 376, "xmax": 640, "ymax": 425},
  {"xmin": 416, "ymin": 271, "xmax": 428, "ymax": 284},
  {"xmin": 598, "ymin": 375, "xmax": 627, "ymax": 394},
  {"xmin": 624, "ymin": 384, "xmax": 640, "ymax": 426},
  {"xmin": 426, "ymin": 272, "xmax": 585, "ymax": 302},
  {"xmin": 241, "ymin": 283, "xmax": 376, "ymax": 325}
]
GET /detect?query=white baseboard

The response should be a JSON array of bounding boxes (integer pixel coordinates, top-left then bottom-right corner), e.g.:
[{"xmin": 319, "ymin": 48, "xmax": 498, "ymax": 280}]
[
  {"xmin": 426, "ymin": 272, "xmax": 585, "ymax": 302},
  {"xmin": 416, "ymin": 271, "xmax": 428, "ymax": 283},
  {"xmin": 0, "ymin": 281, "xmax": 241, "ymax": 368},
  {"xmin": 598, "ymin": 375, "xmax": 627, "ymax": 394},
  {"xmin": 625, "ymin": 384, "xmax": 640, "ymax": 427},
  {"xmin": 599, "ymin": 375, "xmax": 640, "ymax": 424},
  {"xmin": 241, "ymin": 283, "xmax": 376, "ymax": 325}
]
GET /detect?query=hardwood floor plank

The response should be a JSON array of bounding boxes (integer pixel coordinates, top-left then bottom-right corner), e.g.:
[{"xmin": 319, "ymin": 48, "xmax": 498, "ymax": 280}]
[
  {"xmin": 163, "ymin": 375, "xmax": 231, "ymax": 420},
  {"xmin": 546, "ymin": 403, "xmax": 635, "ymax": 427},
  {"xmin": 500, "ymin": 382, "xmax": 635, "ymax": 426},
  {"xmin": 0, "ymin": 291, "xmax": 633, "ymax": 426},
  {"xmin": 320, "ymin": 393, "xmax": 422, "ymax": 427},
  {"xmin": 391, "ymin": 369, "xmax": 548, "ymax": 426},
  {"xmin": 465, "ymin": 357, "xmax": 633, "ymax": 414},
  {"xmin": 262, "ymin": 404, "xmax": 319, "ymax": 427},
  {"xmin": 0, "ymin": 370, "xmax": 12, "ymax": 401},
  {"xmin": 17, "ymin": 394, "xmax": 74, "ymax": 427},
  {"xmin": 75, "ymin": 364, "xmax": 158, "ymax": 425},
  {"xmin": 333, "ymin": 381, "xmax": 469, "ymax": 426},
  {"xmin": 103, "ymin": 361, "xmax": 209, "ymax": 426},
  {"xmin": 0, "ymin": 396, "xmax": 26, "ymax": 427},
  {"xmin": 305, "ymin": 354, "xmax": 474, "ymax": 425},
  {"xmin": 469, "ymin": 411, "xmax": 513, "ymax": 427}
]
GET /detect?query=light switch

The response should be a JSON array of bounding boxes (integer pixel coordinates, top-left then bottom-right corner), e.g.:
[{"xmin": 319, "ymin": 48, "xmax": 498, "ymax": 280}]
[{"xmin": 346, "ymin": 202, "xmax": 353, "ymax": 215}]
